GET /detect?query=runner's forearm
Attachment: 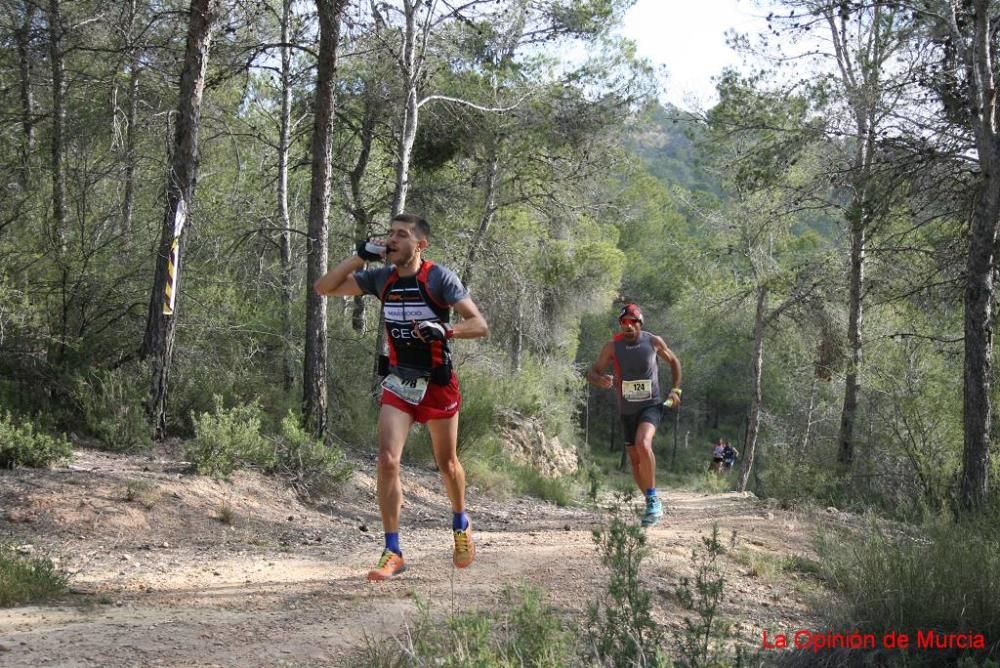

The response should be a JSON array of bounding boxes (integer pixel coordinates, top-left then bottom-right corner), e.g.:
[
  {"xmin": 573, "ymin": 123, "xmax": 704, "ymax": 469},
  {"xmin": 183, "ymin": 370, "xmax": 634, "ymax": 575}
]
[
  {"xmin": 314, "ymin": 256, "xmax": 365, "ymax": 296},
  {"xmin": 450, "ymin": 315, "xmax": 488, "ymax": 339}
]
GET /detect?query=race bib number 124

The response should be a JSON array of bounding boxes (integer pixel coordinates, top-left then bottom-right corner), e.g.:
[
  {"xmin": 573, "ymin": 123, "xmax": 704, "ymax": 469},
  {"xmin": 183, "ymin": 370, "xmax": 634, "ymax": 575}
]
[{"xmin": 621, "ymin": 379, "xmax": 653, "ymax": 402}]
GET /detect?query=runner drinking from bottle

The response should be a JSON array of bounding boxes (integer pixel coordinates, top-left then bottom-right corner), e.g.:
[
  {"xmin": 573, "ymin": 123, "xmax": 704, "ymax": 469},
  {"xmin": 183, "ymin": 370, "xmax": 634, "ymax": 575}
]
[{"xmin": 314, "ymin": 213, "xmax": 488, "ymax": 581}]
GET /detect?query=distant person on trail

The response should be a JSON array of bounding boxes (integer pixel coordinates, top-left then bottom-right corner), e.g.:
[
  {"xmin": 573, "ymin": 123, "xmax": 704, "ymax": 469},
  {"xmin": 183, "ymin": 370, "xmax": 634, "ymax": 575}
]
[
  {"xmin": 586, "ymin": 303, "xmax": 683, "ymax": 527},
  {"xmin": 314, "ymin": 213, "xmax": 489, "ymax": 582},
  {"xmin": 709, "ymin": 437, "xmax": 725, "ymax": 474},
  {"xmin": 722, "ymin": 440, "xmax": 739, "ymax": 473}
]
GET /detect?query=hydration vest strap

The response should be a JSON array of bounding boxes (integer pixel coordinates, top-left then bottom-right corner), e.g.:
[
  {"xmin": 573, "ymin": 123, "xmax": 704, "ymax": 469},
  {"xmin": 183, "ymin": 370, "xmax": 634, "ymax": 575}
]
[{"xmin": 378, "ymin": 261, "xmax": 443, "ymax": 307}]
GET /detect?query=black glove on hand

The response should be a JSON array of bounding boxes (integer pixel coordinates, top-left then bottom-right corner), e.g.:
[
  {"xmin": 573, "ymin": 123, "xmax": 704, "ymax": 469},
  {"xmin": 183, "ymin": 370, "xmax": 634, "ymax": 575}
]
[
  {"xmin": 415, "ymin": 320, "xmax": 449, "ymax": 341},
  {"xmin": 356, "ymin": 239, "xmax": 385, "ymax": 261}
]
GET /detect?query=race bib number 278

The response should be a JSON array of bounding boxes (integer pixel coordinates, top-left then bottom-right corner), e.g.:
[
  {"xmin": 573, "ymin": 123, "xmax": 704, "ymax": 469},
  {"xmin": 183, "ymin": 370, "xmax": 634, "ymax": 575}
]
[{"xmin": 381, "ymin": 374, "xmax": 428, "ymax": 405}]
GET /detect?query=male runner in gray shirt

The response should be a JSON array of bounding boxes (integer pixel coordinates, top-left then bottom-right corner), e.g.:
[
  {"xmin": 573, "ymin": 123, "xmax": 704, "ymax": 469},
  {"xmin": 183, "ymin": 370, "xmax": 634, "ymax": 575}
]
[
  {"xmin": 314, "ymin": 213, "xmax": 489, "ymax": 580},
  {"xmin": 587, "ymin": 304, "xmax": 682, "ymax": 526}
]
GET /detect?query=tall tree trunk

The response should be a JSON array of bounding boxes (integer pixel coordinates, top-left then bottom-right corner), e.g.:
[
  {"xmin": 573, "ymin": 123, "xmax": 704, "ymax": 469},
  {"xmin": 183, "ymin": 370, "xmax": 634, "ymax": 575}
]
[
  {"xmin": 15, "ymin": 1, "xmax": 36, "ymax": 180},
  {"xmin": 139, "ymin": 0, "xmax": 220, "ymax": 438},
  {"xmin": 739, "ymin": 285, "xmax": 768, "ymax": 493},
  {"xmin": 799, "ymin": 374, "xmax": 818, "ymax": 459},
  {"xmin": 46, "ymin": 0, "xmax": 69, "ymax": 376},
  {"xmin": 121, "ymin": 0, "xmax": 141, "ymax": 235},
  {"xmin": 837, "ymin": 207, "xmax": 865, "ymax": 466},
  {"xmin": 122, "ymin": 66, "xmax": 141, "ymax": 234},
  {"xmin": 390, "ymin": 0, "xmax": 422, "ymax": 216},
  {"xmin": 960, "ymin": 174, "xmax": 999, "ymax": 511},
  {"xmin": 954, "ymin": 0, "xmax": 999, "ymax": 512},
  {"xmin": 303, "ymin": 0, "xmax": 349, "ymax": 437},
  {"xmin": 349, "ymin": 88, "xmax": 378, "ymax": 332},
  {"xmin": 278, "ymin": 0, "xmax": 295, "ymax": 392},
  {"xmin": 47, "ymin": 0, "xmax": 65, "ymax": 251},
  {"xmin": 823, "ymin": 2, "xmax": 895, "ymax": 471},
  {"xmin": 461, "ymin": 150, "xmax": 500, "ymax": 288},
  {"xmin": 510, "ymin": 281, "xmax": 524, "ymax": 373}
]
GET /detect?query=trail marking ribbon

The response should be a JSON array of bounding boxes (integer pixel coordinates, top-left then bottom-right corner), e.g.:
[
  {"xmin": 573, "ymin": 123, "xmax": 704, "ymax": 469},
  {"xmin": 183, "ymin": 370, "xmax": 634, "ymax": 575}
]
[{"xmin": 162, "ymin": 198, "xmax": 187, "ymax": 316}]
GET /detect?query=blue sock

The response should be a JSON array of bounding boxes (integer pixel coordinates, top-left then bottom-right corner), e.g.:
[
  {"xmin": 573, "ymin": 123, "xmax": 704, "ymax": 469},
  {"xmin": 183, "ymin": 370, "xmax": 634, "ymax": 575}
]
[
  {"xmin": 453, "ymin": 511, "xmax": 469, "ymax": 531},
  {"xmin": 645, "ymin": 488, "xmax": 657, "ymax": 500},
  {"xmin": 385, "ymin": 532, "xmax": 401, "ymax": 555}
]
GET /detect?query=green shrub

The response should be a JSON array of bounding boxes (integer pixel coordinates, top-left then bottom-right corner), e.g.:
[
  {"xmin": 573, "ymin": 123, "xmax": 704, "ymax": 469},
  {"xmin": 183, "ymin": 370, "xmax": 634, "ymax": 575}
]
[
  {"xmin": 586, "ymin": 463, "xmax": 602, "ymax": 502},
  {"xmin": 0, "ymin": 544, "xmax": 69, "ymax": 607},
  {"xmin": 165, "ymin": 345, "xmax": 268, "ymax": 437},
  {"xmin": 185, "ymin": 397, "xmax": 274, "ymax": 478},
  {"xmin": 272, "ymin": 411, "xmax": 352, "ymax": 497},
  {"xmin": 215, "ymin": 501, "xmax": 236, "ymax": 525},
  {"xmin": 731, "ymin": 547, "xmax": 822, "ymax": 581},
  {"xmin": 122, "ymin": 479, "xmax": 161, "ymax": 509},
  {"xmin": 817, "ymin": 517, "xmax": 1000, "ymax": 663},
  {"xmin": 455, "ymin": 359, "xmax": 582, "ymax": 456},
  {"xmin": 513, "ymin": 465, "xmax": 574, "ymax": 507},
  {"xmin": 73, "ymin": 364, "xmax": 151, "ymax": 452},
  {"xmin": 587, "ymin": 497, "xmax": 666, "ymax": 667},
  {"xmin": 362, "ymin": 585, "xmax": 573, "ymax": 667},
  {"xmin": 0, "ymin": 412, "xmax": 72, "ymax": 469},
  {"xmin": 676, "ymin": 524, "xmax": 729, "ymax": 668},
  {"xmin": 463, "ymin": 445, "xmax": 516, "ymax": 499},
  {"xmin": 759, "ymin": 453, "xmax": 847, "ymax": 507}
]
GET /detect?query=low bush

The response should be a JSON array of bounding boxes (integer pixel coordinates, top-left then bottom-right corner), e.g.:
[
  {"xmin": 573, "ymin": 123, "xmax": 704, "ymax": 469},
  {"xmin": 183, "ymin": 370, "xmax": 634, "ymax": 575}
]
[
  {"xmin": 586, "ymin": 497, "xmax": 666, "ymax": 667},
  {"xmin": 0, "ymin": 544, "xmax": 69, "ymax": 607},
  {"xmin": 362, "ymin": 585, "xmax": 573, "ymax": 667},
  {"xmin": 0, "ymin": 412, "xmax": 72, "ymax": 469},
  {"xmin": 512, "ymin": 465, "xmax": 574, "ymax": 507},
  {"xmin": 816, "ymin": 517, "xmax": 1000, "ymax": 665},
  {"xmin": 185, "ymin": 397, "xmax": 274, "ymax": 478},
  {"xmin": 272, "ymin": 412, "xmax": 352, "ymax": 497},
  {"xmin": 73, "ymin": 363, "xmax": 151, "ymax": 452}
]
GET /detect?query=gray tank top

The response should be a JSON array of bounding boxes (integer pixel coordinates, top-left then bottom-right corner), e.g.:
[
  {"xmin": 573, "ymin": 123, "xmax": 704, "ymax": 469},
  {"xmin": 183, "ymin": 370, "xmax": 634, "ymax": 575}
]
[{"xmin": 612, "ymin": 331, "xmax": 661, "ymax": 415}]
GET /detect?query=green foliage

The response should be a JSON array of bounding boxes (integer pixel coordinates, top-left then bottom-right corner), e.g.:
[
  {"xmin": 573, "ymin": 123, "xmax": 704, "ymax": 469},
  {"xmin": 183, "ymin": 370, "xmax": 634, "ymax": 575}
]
[
  {"xmin": 122, "ymin": 479, "xmax": 161, "ymax": 509},
  {"xmin": 628, "ymin": 103, "xmax": 720, "ymax": 195},
  {"xmin": 759, "ymin": 450, "xmax": 848, "ymax": 508},
  {"xmin": 463, "ymin": 448, "xmax": 517, "ymax": 499},
  {"xmin": 73, "ymin": 364, "xmax": 152, "ymax": 453},
  {"xmin": 817, "ymin": 518, "xmax": 1000, "ymax": 659},
  {"xmin": 449, "ymin": 359, "xmax": 582, "ymax": 459},
  {"xmin": 214, "ymin": 502, "xmax": 236, "ymax": 525},
  {"xmin": 511, "ymin": 465, "xmax": 574, "ymax": 507},
  {"xmin": 0, "ymin": 544, "xmax": 70, "ymax": 607},
  {"xmin": 186, "ymin": 402, "xmax": 351, "ymax": 494},
  {"xmin": 587, "ymin": 497, "xmax": 666, "ymax": 667},
  {"xmin": 864, "ymin": 326, "xmax": 962, "ymax": 515},
  {"xmin": 586, "ymin": 463, "xmax": 602, "ymax": 502},
  {"xmin": 675, "ymin": 524, "xmax": 729, "ymax": 668},
  {"xmin": 731, "ymin": 547, "xmax": 821, "ymax": 581},
  {"xmin": 272, "ymin": 412, "xmax": 352, "ymax": 498},
  {"xmin": 362, "ymin": 586, "xmax": 573, "ymax": 667},
  {"xmin": 185, "ymin": 397, "xmax": 274, "ymax": 478},
  {"xmin": 0, "ymin": 412, "xmax": 73, "ymax": 469}
]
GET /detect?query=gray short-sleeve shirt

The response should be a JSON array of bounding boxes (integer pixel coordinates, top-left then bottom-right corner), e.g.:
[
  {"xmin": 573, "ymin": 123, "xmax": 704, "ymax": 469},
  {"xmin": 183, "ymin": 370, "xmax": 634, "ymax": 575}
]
[{"xmin": 354, "ymin": 262, "xmax": 469, "ymax": 304}]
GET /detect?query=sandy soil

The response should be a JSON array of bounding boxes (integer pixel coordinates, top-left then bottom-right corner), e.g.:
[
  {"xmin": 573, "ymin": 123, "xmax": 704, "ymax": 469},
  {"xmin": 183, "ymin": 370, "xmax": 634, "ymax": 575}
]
[{"xmin": 0, "ymin": 445, "xmax": 842, "ymax": 667}]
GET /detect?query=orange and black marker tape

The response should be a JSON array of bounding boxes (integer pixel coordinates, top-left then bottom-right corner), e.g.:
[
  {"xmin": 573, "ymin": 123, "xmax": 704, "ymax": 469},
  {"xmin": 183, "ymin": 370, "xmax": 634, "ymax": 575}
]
[{"xmin": 163, "ymin": 237, "xmax": 179, "ymax": 315}]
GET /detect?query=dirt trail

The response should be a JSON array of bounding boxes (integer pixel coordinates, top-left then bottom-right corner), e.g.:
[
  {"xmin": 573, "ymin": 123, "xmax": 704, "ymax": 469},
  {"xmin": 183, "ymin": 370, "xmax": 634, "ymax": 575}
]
[{"xmin": 0, "ymin": 447, "xmax": 834, "ymax": 667}]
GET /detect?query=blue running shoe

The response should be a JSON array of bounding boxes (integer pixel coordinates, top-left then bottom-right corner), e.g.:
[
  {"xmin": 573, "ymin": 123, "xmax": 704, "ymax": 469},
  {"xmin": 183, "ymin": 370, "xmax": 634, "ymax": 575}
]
[{"xmin": 641, "ymin": 496, "xmax": 663, "ymax": 527}]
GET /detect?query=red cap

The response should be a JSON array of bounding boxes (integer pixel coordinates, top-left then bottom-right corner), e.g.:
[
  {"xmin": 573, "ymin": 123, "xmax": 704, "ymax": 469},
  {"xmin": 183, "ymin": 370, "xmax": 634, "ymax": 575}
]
[{"xmin": 618, "ymin": 304, "xmax": 643, "ymax": 324}]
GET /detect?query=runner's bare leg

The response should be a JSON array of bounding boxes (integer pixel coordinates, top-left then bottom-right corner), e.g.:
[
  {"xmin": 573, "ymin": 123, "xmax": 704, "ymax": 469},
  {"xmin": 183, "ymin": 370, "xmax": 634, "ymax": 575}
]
[
  {"xmin": 426, "ymin": 414, "xmax": 465, "ymax": 512},
  {"xmin": 376, "ymin": 404, "xmax": 414, "ymax": 533}
]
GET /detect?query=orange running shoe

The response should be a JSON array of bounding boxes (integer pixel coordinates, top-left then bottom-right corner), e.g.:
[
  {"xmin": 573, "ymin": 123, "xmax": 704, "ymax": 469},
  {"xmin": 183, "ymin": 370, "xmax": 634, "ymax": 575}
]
[
  {"xmin": 453, "ymin": 523, "xmax": 475, "ymax": 568},
  {"xmin": 367, "ymin": 550, "xmax": 406, "ymax": 582}
]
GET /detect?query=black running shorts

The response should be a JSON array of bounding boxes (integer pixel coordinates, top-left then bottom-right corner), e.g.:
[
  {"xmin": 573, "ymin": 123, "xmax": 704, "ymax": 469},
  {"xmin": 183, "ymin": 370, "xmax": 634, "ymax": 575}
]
[{"xmin": 621, "ymin": 404, "xmax": 664, "ymax": 446}]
